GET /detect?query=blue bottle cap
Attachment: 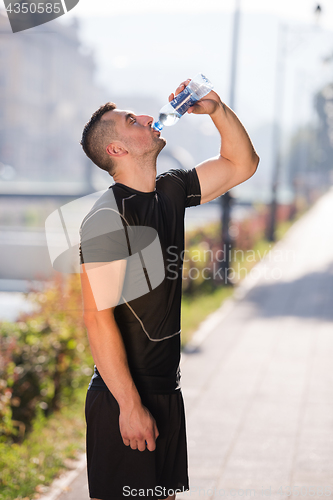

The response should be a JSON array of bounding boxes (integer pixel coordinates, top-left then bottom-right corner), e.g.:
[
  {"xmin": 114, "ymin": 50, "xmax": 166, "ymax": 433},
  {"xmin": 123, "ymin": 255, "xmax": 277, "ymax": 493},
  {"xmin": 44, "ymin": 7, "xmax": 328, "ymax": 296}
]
[{"xmin": 152, "ymin": 121, "xmax": 163, "ymax": 131}]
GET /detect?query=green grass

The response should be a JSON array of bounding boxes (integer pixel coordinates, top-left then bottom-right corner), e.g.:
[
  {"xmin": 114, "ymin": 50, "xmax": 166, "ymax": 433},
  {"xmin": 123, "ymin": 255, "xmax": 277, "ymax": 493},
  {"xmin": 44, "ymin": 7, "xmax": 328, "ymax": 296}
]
[{"xmin": 0, "ymin": 387, "xmax": 87, "ymax": 500}]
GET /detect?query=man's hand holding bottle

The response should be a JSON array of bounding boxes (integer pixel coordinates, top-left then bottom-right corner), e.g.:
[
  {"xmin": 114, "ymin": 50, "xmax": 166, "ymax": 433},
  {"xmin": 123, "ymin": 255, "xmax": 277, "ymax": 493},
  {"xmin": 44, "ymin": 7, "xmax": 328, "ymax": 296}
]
[{"xmin": 169, "ymin": 78, "xmax": 223, "ymax": 117}]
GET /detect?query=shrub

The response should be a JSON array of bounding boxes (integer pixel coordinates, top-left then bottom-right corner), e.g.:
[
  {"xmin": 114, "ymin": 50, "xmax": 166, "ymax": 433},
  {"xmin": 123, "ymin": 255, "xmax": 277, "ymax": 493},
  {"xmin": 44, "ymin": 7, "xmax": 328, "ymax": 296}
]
[
  {"xmin": 182, "ymin": 203, "xmax": 297, "ymax": 296},
  {"xmin": 0, "ymin": 273, "xmax": 92, "ymax": 442}
]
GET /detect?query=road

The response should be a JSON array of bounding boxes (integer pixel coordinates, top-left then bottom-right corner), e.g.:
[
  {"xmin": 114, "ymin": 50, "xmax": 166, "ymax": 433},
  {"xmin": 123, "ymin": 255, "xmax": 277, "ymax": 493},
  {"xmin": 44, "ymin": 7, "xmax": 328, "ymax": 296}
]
[{"xmin": 43, "ymin": 186, "xmax": 333, "ymax": 500}]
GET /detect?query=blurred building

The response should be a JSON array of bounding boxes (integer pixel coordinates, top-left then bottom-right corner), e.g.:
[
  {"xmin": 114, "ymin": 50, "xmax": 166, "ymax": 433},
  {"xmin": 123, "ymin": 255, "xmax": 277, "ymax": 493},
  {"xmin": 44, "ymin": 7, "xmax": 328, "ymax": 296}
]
[{"xmin": 0, "ymin": 11, "xmax": 106, "ymax": 184}]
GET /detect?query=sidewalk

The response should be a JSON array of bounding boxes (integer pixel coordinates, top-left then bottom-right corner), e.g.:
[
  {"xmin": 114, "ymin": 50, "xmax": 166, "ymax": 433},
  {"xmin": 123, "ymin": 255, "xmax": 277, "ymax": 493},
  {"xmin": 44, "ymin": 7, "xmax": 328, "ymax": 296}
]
[{"xmin": 48, "ymin": 187, "xmax": 333, "ymax": 500}]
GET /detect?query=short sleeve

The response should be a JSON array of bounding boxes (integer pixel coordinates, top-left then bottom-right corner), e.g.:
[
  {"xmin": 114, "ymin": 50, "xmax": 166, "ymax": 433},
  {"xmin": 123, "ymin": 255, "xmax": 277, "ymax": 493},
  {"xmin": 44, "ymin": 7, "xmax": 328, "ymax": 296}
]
[
  {"xmin": 79, "ymin": 208, "xmax": 130, "ymax": 265},
  {"xmin": 156, "ymin": 168, "xmax": 201, "ymax": 208}
]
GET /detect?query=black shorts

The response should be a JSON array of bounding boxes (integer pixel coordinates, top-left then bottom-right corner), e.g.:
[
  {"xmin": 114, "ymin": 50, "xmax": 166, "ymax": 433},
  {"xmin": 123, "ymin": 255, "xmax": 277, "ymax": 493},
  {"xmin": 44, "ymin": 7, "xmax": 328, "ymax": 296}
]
[{"xmin": 85, "ymin": 388, "xmax": 189, "ymax": 500}]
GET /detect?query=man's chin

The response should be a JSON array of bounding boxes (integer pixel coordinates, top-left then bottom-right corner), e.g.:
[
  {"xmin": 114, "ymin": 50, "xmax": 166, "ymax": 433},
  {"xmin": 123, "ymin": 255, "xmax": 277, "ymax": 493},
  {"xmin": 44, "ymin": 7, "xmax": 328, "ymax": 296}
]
[
  {"xmin": 159, "ymin": 137, "xmax": 167, "ymax": 149},
  {"xmin": 154, "ymin": 137, "xmax": 166, "ymax": 155}
]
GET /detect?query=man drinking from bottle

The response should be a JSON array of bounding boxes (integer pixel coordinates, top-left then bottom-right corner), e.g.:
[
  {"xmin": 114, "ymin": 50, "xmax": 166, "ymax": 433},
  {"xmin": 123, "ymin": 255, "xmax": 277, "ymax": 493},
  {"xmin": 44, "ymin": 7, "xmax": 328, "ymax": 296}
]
[{"xmin": 79, "ymin": 78, "xmax": 260, "ymax": 500}]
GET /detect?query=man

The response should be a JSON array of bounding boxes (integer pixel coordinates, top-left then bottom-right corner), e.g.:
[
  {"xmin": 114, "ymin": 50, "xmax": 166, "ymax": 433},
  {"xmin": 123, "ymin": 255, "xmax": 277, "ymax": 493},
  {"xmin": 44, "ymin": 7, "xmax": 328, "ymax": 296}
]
[{"xmin": 79, "ymin": 79, "xmax": 259, "ymax": 500}]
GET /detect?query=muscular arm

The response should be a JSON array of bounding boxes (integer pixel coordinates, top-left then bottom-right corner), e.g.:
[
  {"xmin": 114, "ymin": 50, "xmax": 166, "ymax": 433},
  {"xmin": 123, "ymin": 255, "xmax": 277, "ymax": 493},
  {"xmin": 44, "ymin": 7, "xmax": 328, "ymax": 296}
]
[
  {"xmin": 169, "ymin": 80, "xmax": 260, "ymax": 204},
  {"xmin": 80, "ymin": 261, "xmax": 159, "ymax": 452}
]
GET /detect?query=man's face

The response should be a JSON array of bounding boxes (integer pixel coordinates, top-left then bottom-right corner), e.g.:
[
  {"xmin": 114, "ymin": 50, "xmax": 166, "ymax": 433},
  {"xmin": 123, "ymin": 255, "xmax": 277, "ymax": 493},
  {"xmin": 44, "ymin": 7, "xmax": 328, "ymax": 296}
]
[{"xmin": 102, "ymin": 109, "xmax": 166, "ymax": 159}]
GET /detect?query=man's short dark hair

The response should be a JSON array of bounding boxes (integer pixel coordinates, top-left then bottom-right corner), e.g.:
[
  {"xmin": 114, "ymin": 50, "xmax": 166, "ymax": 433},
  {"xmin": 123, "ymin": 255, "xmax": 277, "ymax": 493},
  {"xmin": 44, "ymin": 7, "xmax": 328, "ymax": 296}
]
[{"xmin": 80, "ymin": 102, "xmax": 117, "ymax": 176}]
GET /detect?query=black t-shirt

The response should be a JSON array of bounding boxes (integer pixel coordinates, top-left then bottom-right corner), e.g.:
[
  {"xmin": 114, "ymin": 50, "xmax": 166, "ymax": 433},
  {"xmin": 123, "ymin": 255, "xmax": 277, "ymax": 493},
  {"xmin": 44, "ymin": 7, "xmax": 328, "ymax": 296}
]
[{"xmin": 79, "ymin": 168, "xmax": 201, "ymax": 395}]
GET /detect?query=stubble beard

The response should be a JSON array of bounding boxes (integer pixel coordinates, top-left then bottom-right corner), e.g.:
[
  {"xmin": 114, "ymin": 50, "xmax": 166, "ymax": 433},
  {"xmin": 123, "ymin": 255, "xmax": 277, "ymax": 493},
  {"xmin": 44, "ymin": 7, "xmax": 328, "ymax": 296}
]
[
  {"xmin": 143, "ymin": 136, "xmax": 166, "ymax": 164},
  {"xmin": 129, "ymin": 135, "xmax": 166, "ymax": 172},
  {"xmin": 151, "ymin": 136, "xmax": 166, "ymax": 166},
  {"xmin": 155, "ymin": 136, "xmax": 167, "ymax": 155}
]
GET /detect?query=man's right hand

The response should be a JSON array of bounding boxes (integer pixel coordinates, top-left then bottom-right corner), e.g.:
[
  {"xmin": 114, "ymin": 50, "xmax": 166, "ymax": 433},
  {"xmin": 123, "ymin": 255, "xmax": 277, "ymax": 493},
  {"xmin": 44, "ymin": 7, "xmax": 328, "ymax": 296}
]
[{"xmin": 119, "ymin": 402, "xmax": 159, "ymax": 452}]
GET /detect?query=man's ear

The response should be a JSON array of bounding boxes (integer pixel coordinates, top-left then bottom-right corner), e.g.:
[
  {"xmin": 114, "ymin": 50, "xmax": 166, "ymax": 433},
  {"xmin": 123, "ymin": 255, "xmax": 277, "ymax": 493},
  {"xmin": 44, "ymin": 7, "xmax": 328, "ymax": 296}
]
[{"xmin": 106, "ymin": 143, "xmax": 128, "ymax": 158}]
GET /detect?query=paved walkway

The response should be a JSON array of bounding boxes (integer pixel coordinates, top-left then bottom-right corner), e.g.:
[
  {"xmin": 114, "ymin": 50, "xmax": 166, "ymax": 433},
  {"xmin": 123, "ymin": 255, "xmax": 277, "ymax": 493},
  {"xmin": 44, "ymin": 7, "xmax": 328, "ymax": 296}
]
[{"xmin": 51, "ymin": 187, "xmax": 333, "ymax": 500}]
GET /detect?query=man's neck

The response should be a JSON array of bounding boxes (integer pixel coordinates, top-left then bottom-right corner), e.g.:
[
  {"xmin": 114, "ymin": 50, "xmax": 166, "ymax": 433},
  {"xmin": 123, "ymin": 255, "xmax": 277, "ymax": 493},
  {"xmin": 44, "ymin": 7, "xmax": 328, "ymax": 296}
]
[{"xmin": 113, "ymin": 161, "xmax": 157, "ymax": 193}]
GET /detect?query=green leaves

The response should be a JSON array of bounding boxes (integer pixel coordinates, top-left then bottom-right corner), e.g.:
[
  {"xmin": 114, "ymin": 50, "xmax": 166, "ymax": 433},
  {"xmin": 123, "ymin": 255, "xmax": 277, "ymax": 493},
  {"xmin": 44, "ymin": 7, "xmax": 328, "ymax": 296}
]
[{"xmin": 0, "ymin": 274, "xmax": 92, "ymax": 441}]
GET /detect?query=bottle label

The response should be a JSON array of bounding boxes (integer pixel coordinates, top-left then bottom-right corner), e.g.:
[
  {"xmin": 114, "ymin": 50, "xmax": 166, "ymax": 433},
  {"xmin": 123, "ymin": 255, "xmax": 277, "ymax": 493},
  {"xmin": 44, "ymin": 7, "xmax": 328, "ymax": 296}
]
[{"xmin": 170, "ymin": 88, "xmax": 198, "ymax": 116}]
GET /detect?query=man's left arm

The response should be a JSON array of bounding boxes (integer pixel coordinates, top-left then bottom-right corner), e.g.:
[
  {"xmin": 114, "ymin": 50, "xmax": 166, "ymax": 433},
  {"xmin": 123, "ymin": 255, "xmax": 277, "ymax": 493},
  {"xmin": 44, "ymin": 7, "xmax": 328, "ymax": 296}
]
[{"xmin": 169, "ymin": 80, "xmax": 260, "ymax": 205}]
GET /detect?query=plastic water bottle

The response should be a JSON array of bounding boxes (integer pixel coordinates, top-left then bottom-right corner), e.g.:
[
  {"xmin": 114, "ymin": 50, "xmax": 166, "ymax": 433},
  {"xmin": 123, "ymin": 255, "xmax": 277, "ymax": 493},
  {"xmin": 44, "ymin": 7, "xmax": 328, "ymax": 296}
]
[{"xmin": 152, "ymin": 73, "xmax": 214, "ymax": 132}]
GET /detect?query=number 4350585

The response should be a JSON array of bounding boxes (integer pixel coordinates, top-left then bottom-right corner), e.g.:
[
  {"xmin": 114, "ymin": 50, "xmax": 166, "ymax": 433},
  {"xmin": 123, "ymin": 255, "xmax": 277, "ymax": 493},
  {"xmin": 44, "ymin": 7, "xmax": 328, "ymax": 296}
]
[{"xmin": 6, "ymin": 3, "xmax": 61, "ymax": 14}]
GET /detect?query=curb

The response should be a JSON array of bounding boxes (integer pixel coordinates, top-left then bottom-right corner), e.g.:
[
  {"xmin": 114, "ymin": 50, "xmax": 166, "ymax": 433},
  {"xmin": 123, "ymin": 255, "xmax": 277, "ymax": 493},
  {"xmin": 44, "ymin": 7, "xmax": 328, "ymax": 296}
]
[
  {"xmin": 181, "ymin": 257, "xmax": 268, "ymax": 358},
  {"xmin": 38, "ymin": 453, "xmax": 86, "ymax": 500},
  {"xmin": 181, "ymin": 296, "xmax": 236, "ymax": 358}
]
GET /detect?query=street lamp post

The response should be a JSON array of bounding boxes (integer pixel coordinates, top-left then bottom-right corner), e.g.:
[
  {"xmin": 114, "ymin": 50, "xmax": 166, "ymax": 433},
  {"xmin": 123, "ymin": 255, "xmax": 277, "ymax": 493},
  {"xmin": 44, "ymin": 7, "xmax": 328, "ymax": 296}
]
[
  {"xmin": 266, "ymin": 22, "xmax": 287, "ymax": 242},
  {"xmin": 219, "ymin": 0, "xmax": 240, "ymax": 284}
]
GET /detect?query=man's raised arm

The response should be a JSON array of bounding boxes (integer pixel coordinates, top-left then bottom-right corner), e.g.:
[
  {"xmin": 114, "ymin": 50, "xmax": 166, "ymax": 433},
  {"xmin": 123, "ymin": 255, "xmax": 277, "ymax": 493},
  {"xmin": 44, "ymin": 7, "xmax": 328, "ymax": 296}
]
[
  {"xmin": 80, "ymin": 261, "xmax": 159, "ymax": 452},
  {"xmin": 169, "ymin": 80, "xmax": 260, "ymax": 205}
]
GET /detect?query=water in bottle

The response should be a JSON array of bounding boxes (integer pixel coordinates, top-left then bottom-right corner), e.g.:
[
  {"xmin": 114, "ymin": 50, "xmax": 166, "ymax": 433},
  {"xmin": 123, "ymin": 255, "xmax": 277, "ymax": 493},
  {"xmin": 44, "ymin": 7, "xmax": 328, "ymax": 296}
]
[{"xmin": 152, "ymin": 73, "xmax": 214, "ymax": 132}]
